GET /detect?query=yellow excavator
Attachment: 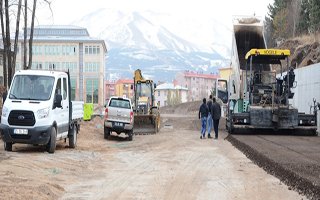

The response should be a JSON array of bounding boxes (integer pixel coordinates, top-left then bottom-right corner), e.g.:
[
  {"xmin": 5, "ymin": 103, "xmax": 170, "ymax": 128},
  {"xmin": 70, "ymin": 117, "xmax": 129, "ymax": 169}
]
[{"xmin": 132, "ymin": 69, "xmax": 160, "ymax": 134}]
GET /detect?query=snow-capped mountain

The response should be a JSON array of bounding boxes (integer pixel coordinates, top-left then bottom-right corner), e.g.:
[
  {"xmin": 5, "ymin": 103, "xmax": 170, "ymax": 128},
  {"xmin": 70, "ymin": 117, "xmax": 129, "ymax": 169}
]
[{"xmin": 72, "ymin": 8, "xmax": 231, "ymax": 81}]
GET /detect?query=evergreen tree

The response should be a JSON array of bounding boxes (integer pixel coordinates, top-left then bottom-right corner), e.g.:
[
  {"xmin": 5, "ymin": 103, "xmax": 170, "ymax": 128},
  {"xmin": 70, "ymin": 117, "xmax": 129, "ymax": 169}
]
[
  {"xmin": 297, "ymin": 0, "xmax": 310, "ymax": 34},
  {"xmin": 310, "ymin": 0, "xmax": 320, "ymax": 33}
]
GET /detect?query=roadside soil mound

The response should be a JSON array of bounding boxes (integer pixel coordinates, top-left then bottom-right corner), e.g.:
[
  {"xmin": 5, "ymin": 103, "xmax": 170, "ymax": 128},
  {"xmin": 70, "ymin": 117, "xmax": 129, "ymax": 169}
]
[{"xmin": 160, "ymin": 101, "xmax": 201, "ymax": 115}]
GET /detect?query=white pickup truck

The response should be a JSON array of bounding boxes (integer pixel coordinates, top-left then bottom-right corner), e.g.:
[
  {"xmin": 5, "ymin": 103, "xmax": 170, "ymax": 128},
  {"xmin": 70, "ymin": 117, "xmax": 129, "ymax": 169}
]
[
  {"xmin": 0, "ymin": 70, "xmax": 83, "ymax": 153},
  {"xmin": 104, "ymin": 96, "xmax": 134, "ymax": 141}
]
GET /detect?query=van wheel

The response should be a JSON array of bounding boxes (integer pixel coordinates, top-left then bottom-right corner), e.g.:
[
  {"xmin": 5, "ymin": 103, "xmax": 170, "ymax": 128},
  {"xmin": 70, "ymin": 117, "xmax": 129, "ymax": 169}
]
[
  {"xmin": 69, "ymin": 125, "xmax": 77, "ymax": 148},
  {"xmin": 104, "ymin": 126, "xmax": 110, "ymax": 139},
  {"xmin": 4, "ymin": 142, "xmax": 12, "ymax": 151},
  {"xmin": 128, "ymin": 130, "xmax": 133, "ymax": 141},
  {"xmin": 46, "ymin": 127, "xmax": 57, "ymax": 154}
]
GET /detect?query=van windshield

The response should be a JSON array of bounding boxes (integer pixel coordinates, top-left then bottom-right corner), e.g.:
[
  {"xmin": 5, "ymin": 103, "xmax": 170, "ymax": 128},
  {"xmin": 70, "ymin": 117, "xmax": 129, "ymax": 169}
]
[{"xmin": 9, "ymin": 75, "xmax": 55, "ymax": 101}]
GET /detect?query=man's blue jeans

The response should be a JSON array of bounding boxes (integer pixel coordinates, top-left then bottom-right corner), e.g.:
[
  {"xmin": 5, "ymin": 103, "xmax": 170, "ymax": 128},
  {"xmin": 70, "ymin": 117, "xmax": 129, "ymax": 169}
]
[
  {"xmin": 207, "ymin": 114, "xmax": 212, "ymax": 137},
  {"xmin": 201, "ymin": 116, "xmax": 207, "ymax": 136}
]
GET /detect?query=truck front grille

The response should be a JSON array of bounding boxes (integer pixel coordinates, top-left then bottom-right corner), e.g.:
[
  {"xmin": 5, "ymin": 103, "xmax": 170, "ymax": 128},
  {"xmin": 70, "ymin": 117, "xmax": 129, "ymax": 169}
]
[{"xmin": 8, "ymin": 110, "xmax": 35, "ymax": 126}]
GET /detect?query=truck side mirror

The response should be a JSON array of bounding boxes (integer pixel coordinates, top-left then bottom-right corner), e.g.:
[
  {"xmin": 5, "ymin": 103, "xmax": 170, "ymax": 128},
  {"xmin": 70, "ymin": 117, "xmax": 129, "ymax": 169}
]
[{"xmin": 54, "ymin": 94, "xmax": 62, "ymax": 108}]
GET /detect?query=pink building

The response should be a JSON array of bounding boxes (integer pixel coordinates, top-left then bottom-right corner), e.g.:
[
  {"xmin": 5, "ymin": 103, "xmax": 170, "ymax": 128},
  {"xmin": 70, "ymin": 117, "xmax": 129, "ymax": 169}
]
[
  {"xmin": 175, "ymin": 71, "xmax": 219, "ymax": 102},
  {"xmin": 105, "ymin": 80, "xmax": 116, "ymax": 101}
]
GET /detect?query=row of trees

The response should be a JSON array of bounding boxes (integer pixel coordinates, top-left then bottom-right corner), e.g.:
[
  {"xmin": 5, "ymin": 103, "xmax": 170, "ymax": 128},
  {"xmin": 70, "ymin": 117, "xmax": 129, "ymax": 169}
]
[
  {"xmin": 0, "ymin": 0, "xmax": 51, "ymax": 89},
  {"xmin": 265, "ymin": 0, "xmax": 320, "ymax": 47}
]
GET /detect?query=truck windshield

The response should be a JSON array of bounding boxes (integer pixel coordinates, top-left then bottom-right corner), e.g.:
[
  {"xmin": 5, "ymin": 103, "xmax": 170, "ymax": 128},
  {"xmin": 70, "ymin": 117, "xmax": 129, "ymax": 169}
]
[{"xmin": 9, "ymin": 75, "xmax": 55, "ymax": 101}]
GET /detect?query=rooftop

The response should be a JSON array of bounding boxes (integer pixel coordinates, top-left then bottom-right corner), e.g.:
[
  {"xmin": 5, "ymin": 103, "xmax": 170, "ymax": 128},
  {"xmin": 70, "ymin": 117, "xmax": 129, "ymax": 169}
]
[
  {"xmin": 28, "ymin": 25, "xmax": 89, "ymax": 37},
  {"xmin": 156, "ymin": 83, "xmax": 188, "ymax": 91},
  {"xmin": 116, "ymin": 79, "xmax": 134, "ymax": 84},
  {"xmin": 21, "ymin": 25, "xmax": 107, "ymax": 52},
  {"xmin": 184, "ymin": 71, "xmax": 219, "ymax": 79}
]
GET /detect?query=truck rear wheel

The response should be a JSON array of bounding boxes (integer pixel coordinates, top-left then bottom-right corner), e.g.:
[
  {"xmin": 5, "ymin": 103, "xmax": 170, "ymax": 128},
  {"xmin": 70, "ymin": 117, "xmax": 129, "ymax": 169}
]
[
  {"xmin": 46, "ymin": 127, "xmax": 57, "ymax": 154},
  {"xmin": 128, "ymin": 130, "xmax": 133, "ymax": 141},
  {"xmin": 104, "ymin": 126, "xmax": 110, "ymax": 139},
  {"xmin": 4, "ymin": 142, "xmax": 12, "ymax": 151},
  {"xmin": 69, "ymin": 125, "xmax": 77, "ymax": 148}
]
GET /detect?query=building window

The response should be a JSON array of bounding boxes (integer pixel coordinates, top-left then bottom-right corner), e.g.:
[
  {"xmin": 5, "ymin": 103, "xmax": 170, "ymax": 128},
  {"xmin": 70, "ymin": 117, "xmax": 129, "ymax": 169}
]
[
  {"xmin": 84, "ymin": 45, "xmax": 101, "ymax": 55},
  {"xmin": 84, "ymin": 62, "xmax": 99, "ymax": 72},
  {"xmin": 86, "ymin": 78, "xmax": 99, "ymax": 104},
  {"xmin": 71, "ymin": 78, "xmax": 76, "ymax": 100},
  {"xmin": 158, "ymin": 91, "xmax": 160, "ymax": 96}
]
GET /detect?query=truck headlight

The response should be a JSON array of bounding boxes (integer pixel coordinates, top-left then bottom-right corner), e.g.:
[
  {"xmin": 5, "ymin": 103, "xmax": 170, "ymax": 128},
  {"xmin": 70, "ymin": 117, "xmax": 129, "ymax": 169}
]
[
  {"xmin": 2, "ymin": 106, "xmax": 9, "ymax": 117},
  {"xmin": 37, "ymin": 107, "xmax": 49, "ymax": 119}
]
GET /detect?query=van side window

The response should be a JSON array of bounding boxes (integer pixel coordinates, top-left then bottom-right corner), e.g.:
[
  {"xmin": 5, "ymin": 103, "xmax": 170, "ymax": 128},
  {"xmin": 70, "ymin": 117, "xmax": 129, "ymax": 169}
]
[
  {"xmin": 63, "ymin": 78, "xmax": 67, "ymax": 100},
  {"xmin": 56, "ymin": 78, "xmax": 62, "ymax": 95}
]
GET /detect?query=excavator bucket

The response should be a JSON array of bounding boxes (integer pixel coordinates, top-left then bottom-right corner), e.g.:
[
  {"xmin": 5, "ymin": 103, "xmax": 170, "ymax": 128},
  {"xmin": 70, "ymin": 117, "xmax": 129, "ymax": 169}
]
[{"xmin": 133, "ymin": 113, "xmax": 160, "ymax": 135}]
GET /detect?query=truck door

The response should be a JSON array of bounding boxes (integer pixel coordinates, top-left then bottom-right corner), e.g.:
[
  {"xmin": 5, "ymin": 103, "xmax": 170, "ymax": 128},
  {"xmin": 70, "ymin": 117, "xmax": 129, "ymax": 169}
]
[{"xmin": 54, "ymin": 76, "xmax": 69, "ymax": 139}]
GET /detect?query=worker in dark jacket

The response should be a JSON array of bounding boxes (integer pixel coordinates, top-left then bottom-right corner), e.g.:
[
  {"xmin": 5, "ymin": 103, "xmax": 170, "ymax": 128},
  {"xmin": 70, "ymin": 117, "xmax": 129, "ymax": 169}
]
[
  {"xmin": 198, "ymin": 98, "xmax": 209, "ymax": 139},
  {"xmin": 211, "ymin": 97, "xmax": 221, "ymax": 139},
  {"xmin": 207, "ymin": 95, "xmax": 213, "ymax": 138}
]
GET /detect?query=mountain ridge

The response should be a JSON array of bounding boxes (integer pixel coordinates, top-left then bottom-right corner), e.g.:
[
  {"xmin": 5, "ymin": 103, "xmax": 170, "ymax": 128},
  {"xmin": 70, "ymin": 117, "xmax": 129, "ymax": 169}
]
[{"xmin": 72, "ymin": 8, "xmax": 231, "ymax": 81}]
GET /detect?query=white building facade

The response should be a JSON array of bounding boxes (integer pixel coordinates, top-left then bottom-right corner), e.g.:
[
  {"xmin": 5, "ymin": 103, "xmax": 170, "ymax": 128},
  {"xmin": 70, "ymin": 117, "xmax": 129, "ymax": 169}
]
[
  {"xmin": 16, "ymin": 25, "xmax": 107, "ymax": 106},
  {"xmin": 155, "ymin": 83, "xmax": 188, "ymax": 107}
]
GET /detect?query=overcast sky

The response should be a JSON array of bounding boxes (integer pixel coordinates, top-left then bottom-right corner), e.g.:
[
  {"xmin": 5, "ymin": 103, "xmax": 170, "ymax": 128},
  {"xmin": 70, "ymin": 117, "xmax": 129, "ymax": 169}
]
[{"xmin": 37, "ymin": 0, "xmax": 274, "ymax": 30}]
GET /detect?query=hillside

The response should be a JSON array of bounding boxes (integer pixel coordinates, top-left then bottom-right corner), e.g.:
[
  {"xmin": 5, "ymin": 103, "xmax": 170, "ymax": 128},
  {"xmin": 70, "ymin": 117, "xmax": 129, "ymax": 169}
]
[{"xmin": 278, "ymin": 33, "xmax": 320, "ymax": 68}]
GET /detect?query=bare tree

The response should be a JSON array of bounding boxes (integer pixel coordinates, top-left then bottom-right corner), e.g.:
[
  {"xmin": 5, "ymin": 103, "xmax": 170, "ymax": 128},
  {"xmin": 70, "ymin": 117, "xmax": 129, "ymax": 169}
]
[
  {"xmin": 23, "ymin": 0, "xmax": 27, "ymax": 69},
  {"xmin": 0, "ymin": 0, "xmax": 52, "ymax": 88},
  {"xmin": 12, "ymin": 0, "xmax": 23, "ymax": 75},
  {"xmin": 0, "ymin": 0, "xmax": 7, "ymax": 88},
  {"xmin": 5, "ymin": 0, "xmax": 12, "ymax": 85},
  {"xmin": 28, "ymin": 0, "xmax": 37, "ymax": 69}
]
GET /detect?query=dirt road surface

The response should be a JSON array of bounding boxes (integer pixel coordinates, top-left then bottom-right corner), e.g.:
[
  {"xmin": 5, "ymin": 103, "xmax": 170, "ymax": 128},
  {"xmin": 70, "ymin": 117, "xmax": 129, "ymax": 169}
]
[{"xmin": 0, "ymin": 113, "xmax": 305, "ymax": 200}]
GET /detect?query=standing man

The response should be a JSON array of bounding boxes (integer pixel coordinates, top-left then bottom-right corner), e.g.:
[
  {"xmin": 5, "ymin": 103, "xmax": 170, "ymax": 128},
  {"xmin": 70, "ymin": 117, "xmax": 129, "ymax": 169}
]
[
  {"xmin": 198, "ymin": 98, "xmax": 209, "ymax": 139},
  {"xmin": 207, "ymin": 95, "xmax": 213, "ymax": 138},
  {"xmin": 211, "ymin": 97, "xmax": 221, "ymax": 139}
]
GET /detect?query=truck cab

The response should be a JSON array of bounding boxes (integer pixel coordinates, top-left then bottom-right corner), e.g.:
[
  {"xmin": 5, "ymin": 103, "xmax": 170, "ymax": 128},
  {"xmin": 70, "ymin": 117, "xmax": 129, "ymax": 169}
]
[{"xmin": 0, "ymin": 70, "xmax": 83, "ymax": 153}]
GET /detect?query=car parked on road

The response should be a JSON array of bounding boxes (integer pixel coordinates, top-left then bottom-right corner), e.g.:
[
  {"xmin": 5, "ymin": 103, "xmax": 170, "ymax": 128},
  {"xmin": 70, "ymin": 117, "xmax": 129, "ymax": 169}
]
[{"xmin": 104, "ymin": 96, "xmax": 134, "ymax": 141}]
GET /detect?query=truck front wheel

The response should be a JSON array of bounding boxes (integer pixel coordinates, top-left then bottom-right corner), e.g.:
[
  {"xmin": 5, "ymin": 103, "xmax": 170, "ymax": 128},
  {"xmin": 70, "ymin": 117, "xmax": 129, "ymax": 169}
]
[
  {"xmin": 69, "ymin": 125, "xmax": 77, "ymax": 148},
  {"xmin": 46, "ymin": 127, "xmax": 57, "ymax": 154},
  {"xmin": 4, "ymin": 142, "xmax": 12, "ymax": 151}
]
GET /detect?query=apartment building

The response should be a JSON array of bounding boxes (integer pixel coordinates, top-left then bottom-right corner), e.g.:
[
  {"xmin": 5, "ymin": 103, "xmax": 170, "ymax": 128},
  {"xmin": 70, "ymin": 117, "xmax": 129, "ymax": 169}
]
[
  {"xmin": 175, "ymin": 71, "xmax": 219, "ymax": 101},
  {"xmin": 219, "ymin": 67, "xmax": 232, "ymax": 80},
  {"xmin": 115, "ymin": 79, "xmax": 134, "ymax": 99},
  {"xmin": 155, "ymin": 83, "xmax": 188, "ymax": 107},
  {"xmin": 16, "ymin": 25, "xmax": 107, "ymax": 106}
]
